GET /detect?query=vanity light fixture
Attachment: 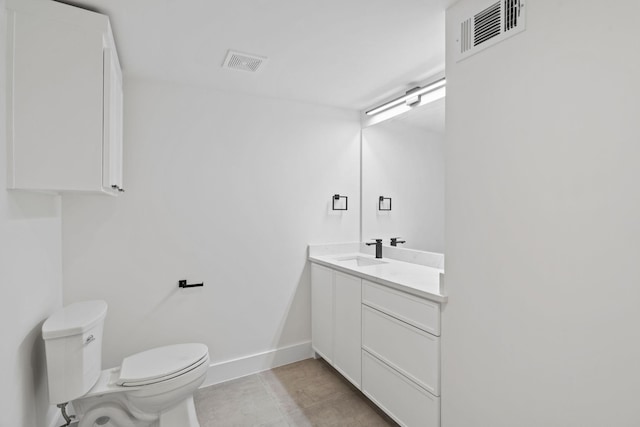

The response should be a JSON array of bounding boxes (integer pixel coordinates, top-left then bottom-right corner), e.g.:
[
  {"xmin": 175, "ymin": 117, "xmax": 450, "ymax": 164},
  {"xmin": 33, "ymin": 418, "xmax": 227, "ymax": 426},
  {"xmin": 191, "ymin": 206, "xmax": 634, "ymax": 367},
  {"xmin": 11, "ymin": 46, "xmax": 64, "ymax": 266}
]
[{"xmin": 365, "ymin": 77, "xmax": 446, "ymax": 117}]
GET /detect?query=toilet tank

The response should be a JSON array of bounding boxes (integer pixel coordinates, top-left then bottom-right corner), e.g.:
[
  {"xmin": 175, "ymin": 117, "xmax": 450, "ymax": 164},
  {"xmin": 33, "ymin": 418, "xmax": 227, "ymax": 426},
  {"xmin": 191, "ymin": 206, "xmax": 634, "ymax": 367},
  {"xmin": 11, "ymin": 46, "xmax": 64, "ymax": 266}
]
[{"xmin": 42, "ymin": 300, "xmax": 108, "ymax": 404}]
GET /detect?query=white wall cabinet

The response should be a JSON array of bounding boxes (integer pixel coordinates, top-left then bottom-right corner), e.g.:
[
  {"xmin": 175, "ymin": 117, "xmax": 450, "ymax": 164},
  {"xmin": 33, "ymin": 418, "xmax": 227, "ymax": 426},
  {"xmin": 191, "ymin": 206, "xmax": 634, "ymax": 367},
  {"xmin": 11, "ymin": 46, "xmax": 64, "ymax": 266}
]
[
  {"xmin": 311, "ymin": 264, "xmax": 362, "ymax": 388},
  {"xmin": 6, "ymin": 0, "xmax": 124, "ymax": 194},
  {"xmin": 311, "ymin": 264, "xmax": 442, "ymax": 427}
]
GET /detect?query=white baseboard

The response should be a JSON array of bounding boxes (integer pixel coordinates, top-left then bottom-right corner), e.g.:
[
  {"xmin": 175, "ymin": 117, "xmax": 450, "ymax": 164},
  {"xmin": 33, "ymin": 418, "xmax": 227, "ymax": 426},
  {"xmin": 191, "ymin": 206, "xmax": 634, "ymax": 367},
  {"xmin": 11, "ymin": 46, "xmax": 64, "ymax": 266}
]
[{"xmin": 200, "ymin": 341, "xmax": 313, "ymax": 388}]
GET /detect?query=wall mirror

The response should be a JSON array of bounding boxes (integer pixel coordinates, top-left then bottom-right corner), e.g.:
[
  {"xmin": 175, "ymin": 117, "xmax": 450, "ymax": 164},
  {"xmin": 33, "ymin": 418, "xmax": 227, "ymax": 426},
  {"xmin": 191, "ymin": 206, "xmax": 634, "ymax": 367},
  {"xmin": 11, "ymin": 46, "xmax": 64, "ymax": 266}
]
[{"xmin": 361, "ymin": 97, "xmax": 445, "ymax": 253}]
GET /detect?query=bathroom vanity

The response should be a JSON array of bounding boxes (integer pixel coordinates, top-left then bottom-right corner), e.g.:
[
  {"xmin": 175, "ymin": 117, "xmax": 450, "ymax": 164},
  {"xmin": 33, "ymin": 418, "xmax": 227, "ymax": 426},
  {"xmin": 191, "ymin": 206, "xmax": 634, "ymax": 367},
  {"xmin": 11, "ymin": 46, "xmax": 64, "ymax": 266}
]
[{"xmin": 309, "ymin": 243, "xmax": 446, "ymax": 427}]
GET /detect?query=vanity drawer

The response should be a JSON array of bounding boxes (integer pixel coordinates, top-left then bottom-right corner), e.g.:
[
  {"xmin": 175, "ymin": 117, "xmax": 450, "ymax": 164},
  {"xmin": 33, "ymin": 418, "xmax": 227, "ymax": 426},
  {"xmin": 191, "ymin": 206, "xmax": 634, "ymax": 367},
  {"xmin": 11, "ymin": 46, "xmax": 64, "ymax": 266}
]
[
  {"xmin": 362, "ymin": 305, "xmax": 440, "ymax": 396},
  {"xmin": 362, "ymin": 280, "xmax": 440, "ymax": 336},
  {"xmin": 362, "ymin": 350, "xmax": 440, "ymax": 427}
]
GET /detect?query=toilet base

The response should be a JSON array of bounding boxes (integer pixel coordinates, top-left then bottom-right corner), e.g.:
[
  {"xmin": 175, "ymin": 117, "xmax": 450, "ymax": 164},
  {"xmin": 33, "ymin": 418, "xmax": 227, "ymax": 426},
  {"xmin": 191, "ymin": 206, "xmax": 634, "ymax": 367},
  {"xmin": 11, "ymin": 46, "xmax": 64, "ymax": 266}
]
[
  {"xmin": 76, "ymin": 402, "xmax": 141, "ymax": 427},
  {"xmin": 70, "ymin": 349, "xmax": 208, "ymax": 427},
  {"xmin": 74, "ymin": 396, "xmax": 201, "ymax": 427},
  {"xmin": 159, "ymin": 397, "xmax": 200, "ymax": 427}
]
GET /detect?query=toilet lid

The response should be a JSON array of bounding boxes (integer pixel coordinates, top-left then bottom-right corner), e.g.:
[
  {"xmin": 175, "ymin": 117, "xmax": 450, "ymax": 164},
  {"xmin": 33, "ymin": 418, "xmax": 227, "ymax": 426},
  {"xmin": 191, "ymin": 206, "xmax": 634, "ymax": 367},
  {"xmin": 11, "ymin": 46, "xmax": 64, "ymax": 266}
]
[{"xmin": 117, "ymin": 343, "xmax": 208, "ymax": 387}]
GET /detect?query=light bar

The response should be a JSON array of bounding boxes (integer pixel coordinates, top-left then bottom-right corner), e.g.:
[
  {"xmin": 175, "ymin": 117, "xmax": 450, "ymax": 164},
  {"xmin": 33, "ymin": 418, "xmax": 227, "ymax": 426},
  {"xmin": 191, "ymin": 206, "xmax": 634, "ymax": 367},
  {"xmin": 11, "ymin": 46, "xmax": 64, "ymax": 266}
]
[{"xmin": 365, "ymin": 78, "xmax": 446, "ymax": 116}]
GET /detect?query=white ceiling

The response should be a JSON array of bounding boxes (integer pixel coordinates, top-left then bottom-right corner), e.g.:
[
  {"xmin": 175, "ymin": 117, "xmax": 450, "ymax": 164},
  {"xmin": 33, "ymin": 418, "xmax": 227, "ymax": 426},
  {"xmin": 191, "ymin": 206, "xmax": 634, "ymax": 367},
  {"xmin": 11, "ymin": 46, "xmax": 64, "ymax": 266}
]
[{"xmin": 63, "ymin": 0, "xmax": 446, "ymax": 111}]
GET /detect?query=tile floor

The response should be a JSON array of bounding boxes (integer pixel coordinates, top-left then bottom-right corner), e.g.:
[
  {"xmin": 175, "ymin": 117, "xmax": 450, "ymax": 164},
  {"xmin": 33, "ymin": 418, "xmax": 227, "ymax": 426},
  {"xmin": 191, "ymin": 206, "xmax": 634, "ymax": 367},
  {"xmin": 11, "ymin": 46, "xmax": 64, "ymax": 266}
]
[{"xmin": 194, "ymin": 358, "xmax": 399, "ymax": 427}]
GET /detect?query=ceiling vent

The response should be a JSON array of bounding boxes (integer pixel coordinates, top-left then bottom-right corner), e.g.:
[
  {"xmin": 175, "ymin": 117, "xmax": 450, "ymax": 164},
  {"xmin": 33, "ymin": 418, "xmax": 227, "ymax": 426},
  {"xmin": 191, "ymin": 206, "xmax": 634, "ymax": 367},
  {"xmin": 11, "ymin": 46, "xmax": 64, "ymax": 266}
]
[
  {"xmin": 453, "ymin": 0, "xmax": 526, "ymax": 62},
  {"xmin": 222, "ymin": 50, "xmax": 268, "ymax": 73}
]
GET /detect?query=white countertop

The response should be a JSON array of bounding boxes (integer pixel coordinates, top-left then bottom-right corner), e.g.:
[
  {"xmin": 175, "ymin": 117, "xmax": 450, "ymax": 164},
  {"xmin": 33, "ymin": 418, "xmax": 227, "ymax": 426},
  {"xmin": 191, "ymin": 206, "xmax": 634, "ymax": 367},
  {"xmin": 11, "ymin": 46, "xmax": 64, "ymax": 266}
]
[{"xmin": 309, "ymin": 251, "xmax": 447, "ymax": 303}]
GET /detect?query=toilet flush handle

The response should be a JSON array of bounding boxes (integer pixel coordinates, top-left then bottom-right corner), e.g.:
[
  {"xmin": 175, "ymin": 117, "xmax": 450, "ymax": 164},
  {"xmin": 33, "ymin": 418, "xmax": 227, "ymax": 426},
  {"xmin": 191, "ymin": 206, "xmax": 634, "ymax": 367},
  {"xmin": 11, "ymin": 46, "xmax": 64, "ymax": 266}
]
[{"xmin": 85, "ymin": 335, "xmax": 95, "ymax": 345}]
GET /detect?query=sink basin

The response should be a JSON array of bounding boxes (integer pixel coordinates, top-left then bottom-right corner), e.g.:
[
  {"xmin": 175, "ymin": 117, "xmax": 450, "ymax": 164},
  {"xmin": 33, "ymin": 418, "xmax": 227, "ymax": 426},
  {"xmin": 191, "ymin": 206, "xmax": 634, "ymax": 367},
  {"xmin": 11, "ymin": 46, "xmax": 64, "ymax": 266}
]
[{"xmin": 333, "ymin": 255, "xmax": 388, "ymax": 267}]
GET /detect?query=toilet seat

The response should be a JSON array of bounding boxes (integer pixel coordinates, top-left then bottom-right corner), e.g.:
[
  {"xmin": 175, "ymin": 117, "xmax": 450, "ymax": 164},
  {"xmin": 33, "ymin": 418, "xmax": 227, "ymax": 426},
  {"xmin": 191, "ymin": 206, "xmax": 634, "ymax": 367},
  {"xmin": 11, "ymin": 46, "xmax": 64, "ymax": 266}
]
[{"xmin": 117, "ymin": 343, "xmax": 209, "ymax": 387}]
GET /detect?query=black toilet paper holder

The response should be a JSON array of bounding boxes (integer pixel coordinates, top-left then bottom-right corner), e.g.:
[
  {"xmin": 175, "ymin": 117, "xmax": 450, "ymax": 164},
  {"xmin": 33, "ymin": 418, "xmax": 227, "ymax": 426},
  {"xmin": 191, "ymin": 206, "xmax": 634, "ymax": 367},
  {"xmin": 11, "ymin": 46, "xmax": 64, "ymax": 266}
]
[{"xmin": 179, "ymin": 280, "xmax": 204, "ymax": 288}]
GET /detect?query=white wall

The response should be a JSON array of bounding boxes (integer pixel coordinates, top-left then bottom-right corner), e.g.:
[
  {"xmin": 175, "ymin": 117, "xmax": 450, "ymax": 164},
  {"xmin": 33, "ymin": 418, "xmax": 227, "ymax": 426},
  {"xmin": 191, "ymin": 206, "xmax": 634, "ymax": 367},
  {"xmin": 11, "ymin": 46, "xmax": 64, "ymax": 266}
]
[
  {"xmin": 362, "ymin": 120, "xmax": 444, "ymax": 252},
  {"xmin": 0, "ymin": 2, "xmax": 63, "ymax": 426},
  {"xmin": 443, "ymin": 1, "xmax": 640, "ymax": 426},
  {"xmin": 62, "ymin": 78, "xmax": 361, "ymax": 371}
]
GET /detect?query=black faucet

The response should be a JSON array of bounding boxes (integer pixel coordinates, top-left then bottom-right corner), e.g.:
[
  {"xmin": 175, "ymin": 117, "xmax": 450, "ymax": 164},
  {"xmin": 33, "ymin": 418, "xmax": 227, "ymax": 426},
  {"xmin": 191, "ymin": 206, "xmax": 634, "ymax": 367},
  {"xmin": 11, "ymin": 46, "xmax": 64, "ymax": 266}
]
[
  {"xmin": 366, "ymin": 239, "xmax": 383, "ymax": 258},
  {"xmin": 390, "ymin": 237, "xmax": 406, "ymax": 247}
]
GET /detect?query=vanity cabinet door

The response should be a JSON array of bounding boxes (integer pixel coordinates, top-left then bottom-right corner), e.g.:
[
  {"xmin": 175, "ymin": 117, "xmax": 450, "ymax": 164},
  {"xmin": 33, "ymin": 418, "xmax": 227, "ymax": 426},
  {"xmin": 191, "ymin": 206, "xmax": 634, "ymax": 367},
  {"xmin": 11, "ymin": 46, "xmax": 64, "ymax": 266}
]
[
  {"xmin": 333, "ymin": 271, "xmax": 362, "ymax": 388},
  {"xmin": 362, "ymin": 305, "xmax": 440, "ymax": 396},
  {"xmin": 311, "ymin": 264, "xmax": 333, "ymax": 363},
  {"xmin": 362, "ymin": 280, "xmax": 440, "ymax": 336},
  {"xmin": 362, "ymin": 350, "xmax": 440, "ymax": 427}
]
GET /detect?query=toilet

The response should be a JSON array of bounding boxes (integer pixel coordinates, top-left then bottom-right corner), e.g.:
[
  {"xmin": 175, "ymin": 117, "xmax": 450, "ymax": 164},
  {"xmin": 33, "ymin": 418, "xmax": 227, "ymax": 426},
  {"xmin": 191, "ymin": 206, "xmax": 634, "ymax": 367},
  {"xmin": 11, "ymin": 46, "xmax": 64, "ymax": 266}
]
[{"xmin": 42, "ymin": 300, "xmax": 209, "ymax": 427}]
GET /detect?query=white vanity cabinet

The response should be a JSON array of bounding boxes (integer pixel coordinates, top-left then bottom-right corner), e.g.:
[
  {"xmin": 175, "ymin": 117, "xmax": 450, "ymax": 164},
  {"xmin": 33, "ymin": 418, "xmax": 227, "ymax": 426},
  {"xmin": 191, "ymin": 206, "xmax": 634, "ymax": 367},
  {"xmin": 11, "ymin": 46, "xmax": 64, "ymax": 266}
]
[
  {"xmin": 311, "ymin": 264, "xmax": 334, "ymax": 363},
  {"xmin": 333, "ymin": 271, "xmax": 362, "ymax": 388},
  {"xmin": 6, "ymin": 0, "xmax": 124, "ymax": 194},
  {"xmin": 311, "ymin": 264, "xmax": 362, "ymax": 388},
  {"xmin": 310, "ymin": 259, "xmax": 443, "ymax": 427},
  {"xmin": 361, "ymin": 280, "xmax": 441, "ymax": 427}
]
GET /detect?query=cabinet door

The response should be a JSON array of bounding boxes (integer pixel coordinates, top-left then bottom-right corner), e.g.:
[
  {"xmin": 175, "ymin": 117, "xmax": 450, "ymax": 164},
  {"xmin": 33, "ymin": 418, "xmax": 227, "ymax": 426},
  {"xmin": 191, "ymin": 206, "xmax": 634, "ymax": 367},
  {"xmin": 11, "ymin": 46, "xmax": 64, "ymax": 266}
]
[
  {"xmin": 362, "ymin": 305, "xmax": 440, "ymax": 395},
  {"xmin": 334, "ymin": 272, "xmax": 362, "ymax": 388},
  {"xmin": 7, "ymin": 0, "xmax": 105, "ymax": 191},
  {"xmin": 362, "ymin": 351, "xmax": 440, "ymax": 427},
  {"xmin": 311, "ymin": 264, "xmax": 333, "ymax": 363},
  {"xmin": 363, "ymin": 280, "xmax": 440, "ymax": 336},
  {"xmin": 103, "ymin": 47, "xmax": 124, "ymax": 192}
]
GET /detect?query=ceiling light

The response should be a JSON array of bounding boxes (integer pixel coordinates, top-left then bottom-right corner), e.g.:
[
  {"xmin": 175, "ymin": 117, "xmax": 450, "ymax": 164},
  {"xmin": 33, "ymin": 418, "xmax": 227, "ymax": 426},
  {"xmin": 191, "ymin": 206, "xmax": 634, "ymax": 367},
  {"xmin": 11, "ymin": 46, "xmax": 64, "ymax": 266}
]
[{"xmin": 365, "ymin": 78, "xmax": 446, "ymax": 116}]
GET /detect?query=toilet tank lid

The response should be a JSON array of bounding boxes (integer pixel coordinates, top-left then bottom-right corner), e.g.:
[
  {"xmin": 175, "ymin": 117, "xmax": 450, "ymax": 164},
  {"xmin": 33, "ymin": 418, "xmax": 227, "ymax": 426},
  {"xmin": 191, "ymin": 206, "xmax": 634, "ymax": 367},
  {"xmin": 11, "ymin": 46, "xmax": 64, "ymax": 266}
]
[{"xmin": 42, "ymin": 300, "xmax": 108, "ymax": 340}]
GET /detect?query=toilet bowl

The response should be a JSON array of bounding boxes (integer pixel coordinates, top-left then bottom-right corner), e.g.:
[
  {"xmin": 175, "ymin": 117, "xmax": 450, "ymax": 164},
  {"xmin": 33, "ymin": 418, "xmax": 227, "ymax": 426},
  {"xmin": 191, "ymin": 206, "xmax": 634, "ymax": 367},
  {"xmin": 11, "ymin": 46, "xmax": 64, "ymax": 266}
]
[
  {"xmin": 42, "ymin": 301, "xmax": 209, "ymax": 427},
  {"xmin": 72, "ymin": 343, "xmax": 209, "ymax": 427}
]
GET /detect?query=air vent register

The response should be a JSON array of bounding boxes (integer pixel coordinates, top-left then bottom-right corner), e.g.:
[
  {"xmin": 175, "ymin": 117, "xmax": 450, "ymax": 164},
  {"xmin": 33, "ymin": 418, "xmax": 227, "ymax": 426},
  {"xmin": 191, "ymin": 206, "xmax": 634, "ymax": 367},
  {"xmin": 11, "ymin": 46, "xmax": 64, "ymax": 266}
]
[{"xmin": 454, "ymin": 0, "xmax": 526, "ymax": 62}]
